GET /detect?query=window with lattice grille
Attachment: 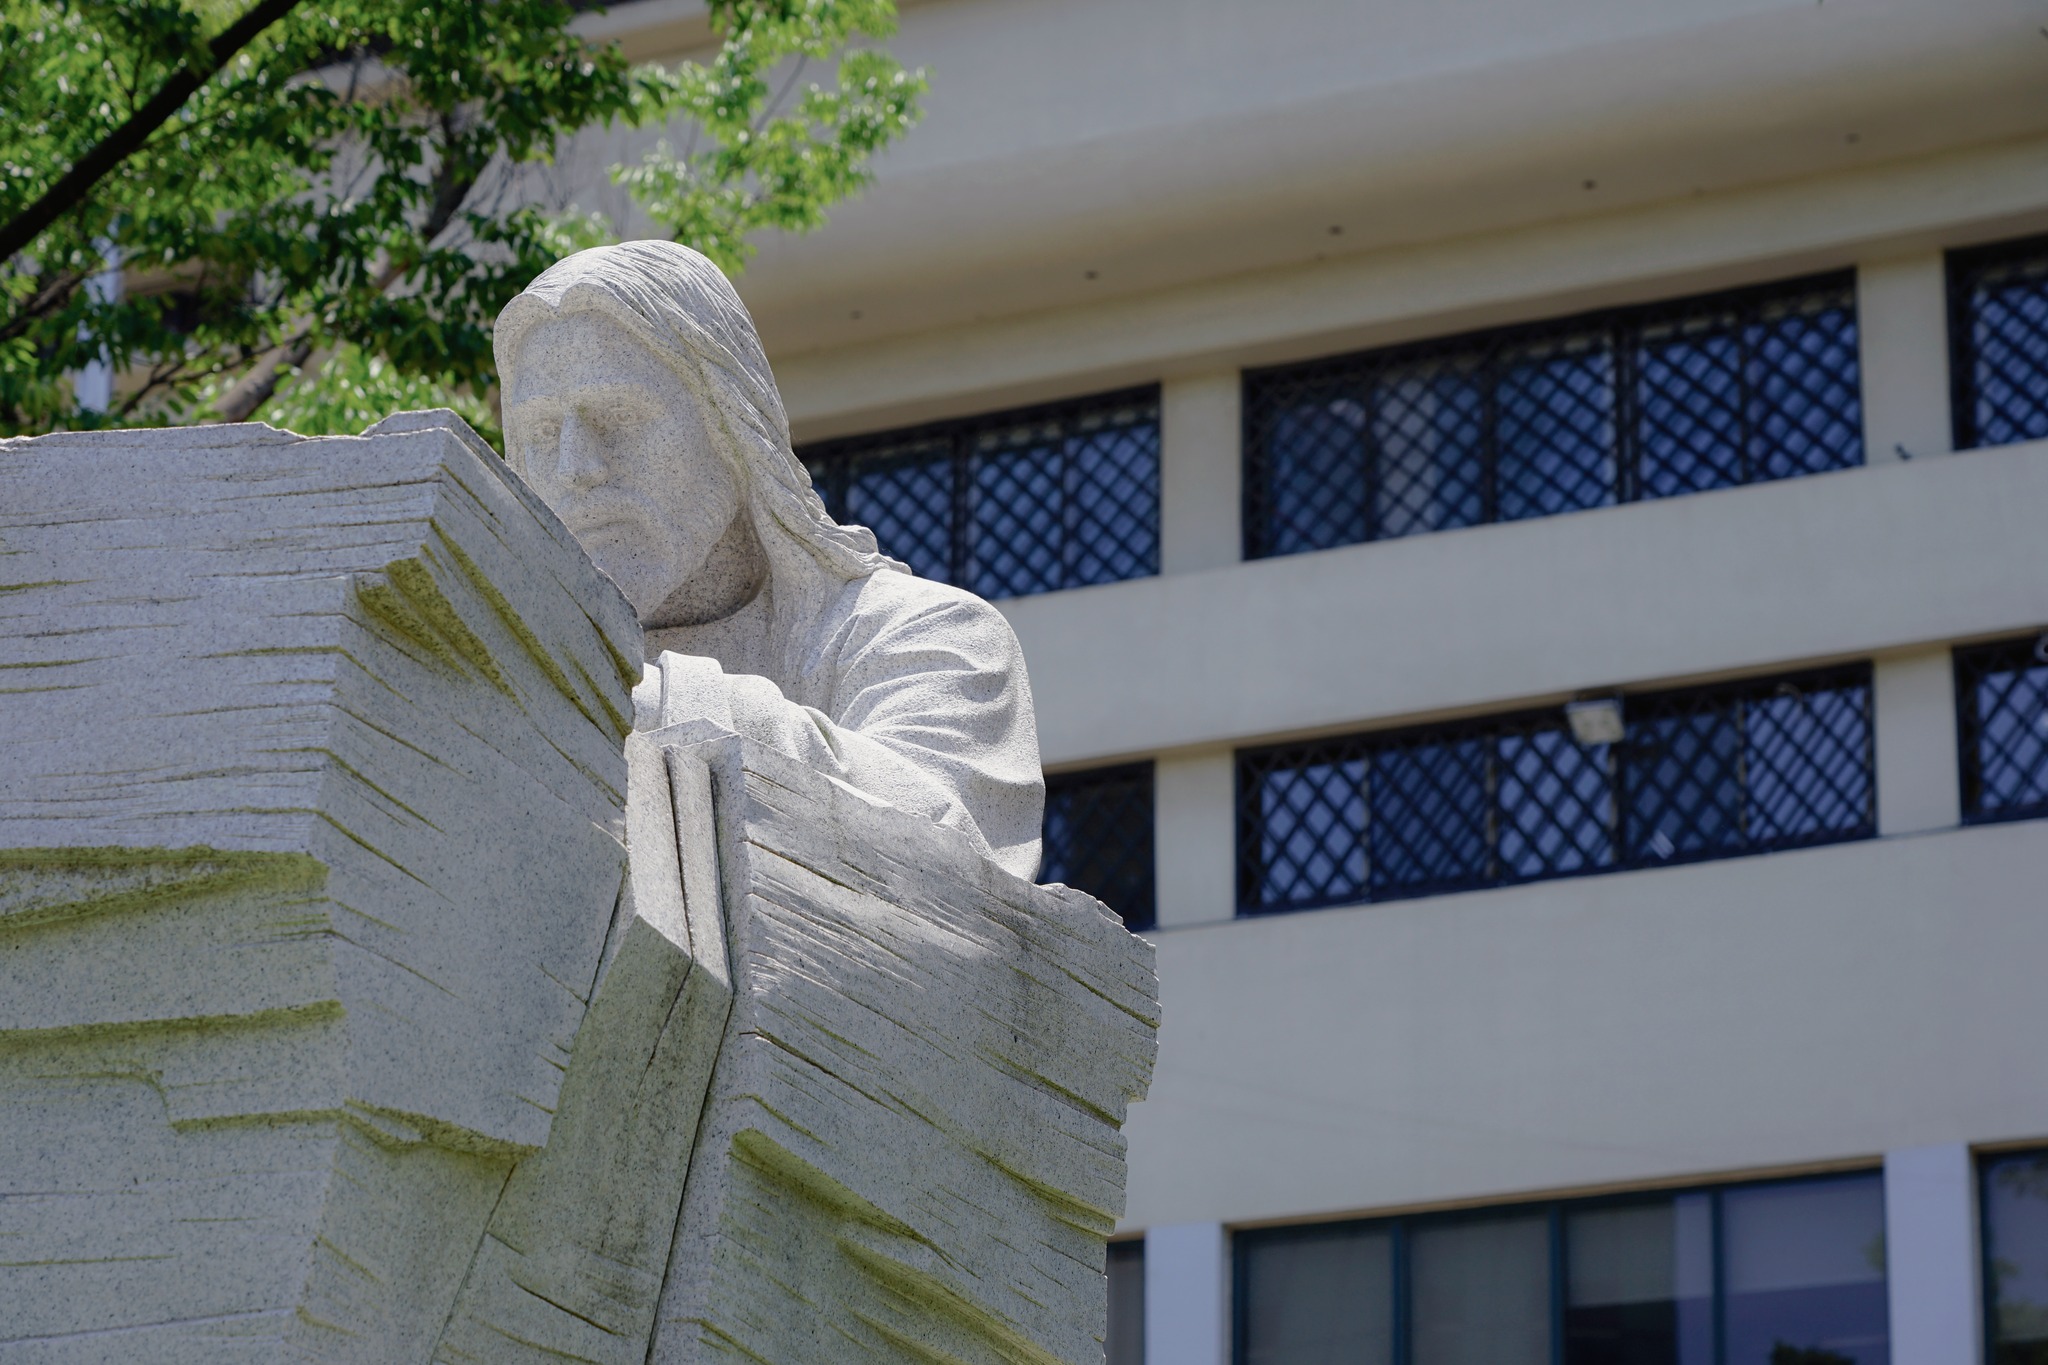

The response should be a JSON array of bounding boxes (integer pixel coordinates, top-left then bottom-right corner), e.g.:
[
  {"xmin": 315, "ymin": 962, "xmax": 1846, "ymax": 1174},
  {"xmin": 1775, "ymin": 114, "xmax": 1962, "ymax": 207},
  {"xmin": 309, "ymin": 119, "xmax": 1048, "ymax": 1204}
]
[
  {"xmin": 801, "ymin": 388, "xmax": 1160, "ymax": 600},
  {"xmin": 1949, "ymin": 234, "xmax": 2048, "ymax": 452},
  {"xmin": 1955, "ymin": 633, "xmax": 2048, "ymax": 824},
  {"xmin": 1241, "ymin": 273, "xmax": 1862, "ymax": 559},
  {"xmin": 1236, "ymin": 664, "xmax": 1873, "ymax": 916},
  {"xmin": 1041, "ymin": 762, "xmax": 1155, "ymax": 931}
]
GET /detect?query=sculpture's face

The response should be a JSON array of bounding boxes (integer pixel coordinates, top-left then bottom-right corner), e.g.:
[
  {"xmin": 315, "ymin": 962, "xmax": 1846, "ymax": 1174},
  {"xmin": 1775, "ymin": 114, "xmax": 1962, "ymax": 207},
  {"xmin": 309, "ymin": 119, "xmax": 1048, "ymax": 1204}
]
[{"xmin": 504, "ymin": 312, "xmax": 743, "ymax": 622}]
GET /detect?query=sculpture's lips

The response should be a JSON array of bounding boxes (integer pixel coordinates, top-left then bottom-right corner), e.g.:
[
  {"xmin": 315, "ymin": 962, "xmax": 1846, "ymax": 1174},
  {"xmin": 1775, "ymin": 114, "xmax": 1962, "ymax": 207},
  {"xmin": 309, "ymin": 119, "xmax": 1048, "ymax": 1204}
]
[{"xmin": 562, "ymin": 500, "xmax": 655, "ymax": 544}]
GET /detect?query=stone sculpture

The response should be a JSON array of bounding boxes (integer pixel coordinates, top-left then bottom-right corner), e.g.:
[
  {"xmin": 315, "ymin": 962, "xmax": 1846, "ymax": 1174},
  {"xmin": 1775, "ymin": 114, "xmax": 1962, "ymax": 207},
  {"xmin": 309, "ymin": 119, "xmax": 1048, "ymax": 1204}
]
[
  {"xmin": 0, "ymin": 247, "xmax": 1156, "ymax": 1364},
  {"xmin": 495, "ymin": 240, "xmax": 1045, "ymax": 881}
]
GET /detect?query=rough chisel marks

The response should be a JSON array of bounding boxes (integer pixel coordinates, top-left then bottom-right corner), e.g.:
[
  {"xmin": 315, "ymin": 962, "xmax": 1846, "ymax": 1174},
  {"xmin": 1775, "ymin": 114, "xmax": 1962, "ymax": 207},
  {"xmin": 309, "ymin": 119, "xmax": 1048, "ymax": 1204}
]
[
  {"xmin": 0, "ymin": 412, "xmax": 641, "ymax": 1363},
  {"xmin": 1, "ymin": 410, "xmax": 1156, "ymax": 1365},
  {"xmin": 649, "ymin": 734, "xmax": 1159, "ymax": 1365}
]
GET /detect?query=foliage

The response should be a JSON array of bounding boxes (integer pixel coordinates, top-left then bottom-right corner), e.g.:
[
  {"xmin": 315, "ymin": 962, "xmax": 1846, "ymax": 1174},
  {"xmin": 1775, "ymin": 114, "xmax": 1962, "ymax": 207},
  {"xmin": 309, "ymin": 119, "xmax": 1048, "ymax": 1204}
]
[{"xmin": 0, "ymin": 0, "xmax": 925, "ymax": 437}]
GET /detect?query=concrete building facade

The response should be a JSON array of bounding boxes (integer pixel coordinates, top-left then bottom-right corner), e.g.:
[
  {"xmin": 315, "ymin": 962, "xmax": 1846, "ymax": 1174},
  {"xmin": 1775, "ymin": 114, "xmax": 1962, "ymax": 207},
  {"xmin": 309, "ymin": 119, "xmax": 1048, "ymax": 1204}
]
[{"xmin": 575, "ymin": 2, "xmax": 2048, "ymax": 1361}]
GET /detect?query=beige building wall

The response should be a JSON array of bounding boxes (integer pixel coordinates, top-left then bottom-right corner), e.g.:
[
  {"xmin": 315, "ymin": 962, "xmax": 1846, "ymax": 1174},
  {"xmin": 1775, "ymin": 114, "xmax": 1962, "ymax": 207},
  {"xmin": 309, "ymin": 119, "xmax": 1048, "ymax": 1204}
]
[{"xmin": 579, "ymin": 2, "xmax": 2048, "ymax": 1358}]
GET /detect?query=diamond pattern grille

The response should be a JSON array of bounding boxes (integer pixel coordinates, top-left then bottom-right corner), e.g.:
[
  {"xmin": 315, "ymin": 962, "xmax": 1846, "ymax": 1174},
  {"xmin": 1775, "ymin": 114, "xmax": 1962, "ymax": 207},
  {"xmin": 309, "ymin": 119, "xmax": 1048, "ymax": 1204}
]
[
  {"xmin": 1041, "ymin": 762, "xmax": 1156, "ymax": 931},
  {"xmin": 801, "ymin": 388, "xmax": 1160, "ymax": 600},
  {"xmin": 1242, "ymin": 273, "xmax": 1862, "ymax": 558},
  {"xmin": 1237, "ymin": 665, "xmax": 1872, "ymax": 915},
  {"xmin": 1955, "ymin": 634, "xmax": 2048, "ymax": 823},
  {"xmin": 1950, "ymin": 235, "xmax": 2048, "ymax": 451}
]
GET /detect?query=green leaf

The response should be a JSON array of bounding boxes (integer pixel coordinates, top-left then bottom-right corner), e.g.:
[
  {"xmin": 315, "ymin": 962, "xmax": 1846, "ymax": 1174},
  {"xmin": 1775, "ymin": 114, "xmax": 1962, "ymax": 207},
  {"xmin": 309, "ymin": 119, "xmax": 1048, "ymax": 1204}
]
[{"xmin": 0, "ymin": 0, "xmax": 924, "ymax": 436}]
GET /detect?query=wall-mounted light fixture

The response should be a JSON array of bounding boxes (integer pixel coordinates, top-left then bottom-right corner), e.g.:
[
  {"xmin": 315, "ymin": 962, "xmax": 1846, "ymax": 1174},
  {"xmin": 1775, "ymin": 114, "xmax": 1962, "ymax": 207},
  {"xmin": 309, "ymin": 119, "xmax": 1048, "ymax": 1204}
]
[{"xmin": 1565, "ymin": 698, "xmax": 1625, "ymax": 747}]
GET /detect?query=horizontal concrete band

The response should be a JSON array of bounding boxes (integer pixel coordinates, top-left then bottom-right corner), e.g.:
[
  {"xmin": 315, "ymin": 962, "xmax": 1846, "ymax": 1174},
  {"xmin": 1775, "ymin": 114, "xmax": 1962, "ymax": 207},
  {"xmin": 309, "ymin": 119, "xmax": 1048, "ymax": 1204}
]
[
  {"xmin": 1009, "ymin": 439, "xmax": 2048, "ymax": 767},
  {"xmin": 730, "ymin": 0, "xmax": 2045, "ymax": 372},
  {"xmin": 1122, "ymin": 815, "xmax": 2048, "ymax": 1230}
]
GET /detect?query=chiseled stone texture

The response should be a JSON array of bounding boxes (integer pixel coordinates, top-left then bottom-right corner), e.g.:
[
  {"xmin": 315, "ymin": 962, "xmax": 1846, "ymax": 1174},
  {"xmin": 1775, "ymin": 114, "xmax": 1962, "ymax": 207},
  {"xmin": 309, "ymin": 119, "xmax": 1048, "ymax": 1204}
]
[
  {"xmin": 0, "ymin": 413, "xmax": 642, "ymax": 1362},
  {"xmin": 428, "ymin": 726, "xmax": 1158, "ymax": 1365},
  {"xmin": 0, "ymin": 411, "xmax": 1157, "ymax": 1365},
  {"xmin": 645, "ymin": 727, "xmax": 1158, "ymax": 1365}
]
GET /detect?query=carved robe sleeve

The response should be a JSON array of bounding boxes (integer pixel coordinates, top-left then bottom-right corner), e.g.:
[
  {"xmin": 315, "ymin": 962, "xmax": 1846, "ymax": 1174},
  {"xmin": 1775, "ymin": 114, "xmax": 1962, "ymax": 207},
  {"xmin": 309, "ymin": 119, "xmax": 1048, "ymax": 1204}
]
[{"xmin": 636, "ymin": 592, "xmax": 1044, "ymax": 880}]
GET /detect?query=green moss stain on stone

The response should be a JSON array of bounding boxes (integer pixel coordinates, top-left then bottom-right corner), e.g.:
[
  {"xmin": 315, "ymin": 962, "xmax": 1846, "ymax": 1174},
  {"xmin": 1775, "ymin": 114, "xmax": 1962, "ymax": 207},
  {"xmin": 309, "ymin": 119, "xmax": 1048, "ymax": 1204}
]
[
  {"xmin": 434, "ymin": 529, "xmax": 629, "ymax": 742},
  {"xmin": 0, "ymin": 846, "xmax": 327, "ymax": 931}
]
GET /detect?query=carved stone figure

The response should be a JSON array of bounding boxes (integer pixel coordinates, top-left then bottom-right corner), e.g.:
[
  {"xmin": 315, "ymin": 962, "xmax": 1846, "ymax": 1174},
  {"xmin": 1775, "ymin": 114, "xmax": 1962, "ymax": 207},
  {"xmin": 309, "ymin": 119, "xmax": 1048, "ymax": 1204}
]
[
  {"xmin": 495, "ymin": 242, "xmax": 1044, "ymax": 879},
  {"xmin": 0, "ymin": 415, "xmax": 1156, "ymax": 1363}
]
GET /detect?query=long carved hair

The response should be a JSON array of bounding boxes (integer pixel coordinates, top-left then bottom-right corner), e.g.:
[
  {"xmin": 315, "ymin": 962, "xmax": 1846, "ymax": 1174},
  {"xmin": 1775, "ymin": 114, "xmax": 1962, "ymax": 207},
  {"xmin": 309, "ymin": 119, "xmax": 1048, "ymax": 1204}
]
[{"xmin": 495, "ymin": 241, "xmax": 907, "ymax": 671}]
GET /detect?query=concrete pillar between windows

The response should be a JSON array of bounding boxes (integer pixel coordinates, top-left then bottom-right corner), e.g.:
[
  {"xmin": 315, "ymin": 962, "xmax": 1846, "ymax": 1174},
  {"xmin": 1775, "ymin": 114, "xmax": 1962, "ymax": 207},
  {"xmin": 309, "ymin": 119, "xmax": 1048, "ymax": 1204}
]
[
  {"xmin": 1857, "ymin": 254, "xmax": 1953, "ymax": 464},
  {"xmin": 1160, "ymin": 372, "xmax": 1242, "ymax": 575},
  {"xmin": 1885, "ymin": 1143, "xmax": 1983, "ymax": 1365},
  {"xmin": 1144, "ymin": 1221, "xmax": 1229, "ymax": 1365},
  {"xmin": 1874, "ymin": 648, "xmax": 1961, "ymax": 837},
  {"xmin": 1155, "ymin": 748, "xmax": 1237, "ymax": 929}
]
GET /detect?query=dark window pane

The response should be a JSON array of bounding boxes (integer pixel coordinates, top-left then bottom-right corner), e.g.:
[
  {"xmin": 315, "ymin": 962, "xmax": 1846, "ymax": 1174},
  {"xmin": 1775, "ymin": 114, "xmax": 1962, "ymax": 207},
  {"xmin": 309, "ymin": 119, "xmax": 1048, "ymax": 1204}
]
[
  {"xmin": 1237, "ymin": 667, "xmax": 1871, "ymax": 916},
  {"xmin": 1369, "ymin": 733, "xmax": 1489, "ymax": 896},
  {"xmin": 1950, "ymin": 235, "xmax": 2048, "ymax": 450},
  {"xmin": 1743, "ymin": 683, "xmax": 1873, "ymax": 844},
  {"xmin": 1410, "ymin": 1212, "xmax": 1551, "ymax": 1365},
  {"xmin": 803, "ymin": 388, "xmax": 1160, "ymax": 600},
  {"xmin": 1497, "ymin": 339, "xmax": 1617, "ymax": 520},
  {"xmin": 968, "ymin": 422, "xmax": 1064, "ymax": 599},
  {"xmin": 1107, "ymin": 1239, "xmax": 1145, "ymax": 1365},
  {"xmin": 1564, "ymin": 1194, "xmax": 1714, "ymax": 1365},
  {"xmin": 1241, "ymin": 747, "xmax": 1368, "ymax": 914},
  {"xmin": 1985, "ymin": 1153, "xmax": 2048, "ymax": 1365},
  {"xmin": 1257, "ymin": 390, "xmax": 1369, "ymax": 555},
  {"xmin": 1638, "ymin": 317, "xmax": 1746, "ymax": 498},
  {"xmin": 1244, "ymin": 273, "xmax": 1859, "ymax": 558},
  {"xmin": 847, "ymin": 443, "xmax": 953, "ymax": 583},
  {"xmin": 1068, "ymin": 416, "xmax": 1161, "ymax": 586},
  {"xmin": 1371, "ymin": 362, "xmax": 1486, "ymax": 537},
  {"xmin": 1956, "ymin": 636, "xmax": 2048, "ymax": 822},
  {"xmin": 1042, "ymin": 763, "xmax": 1156, "ymax": 931},
  {"xmin": 1721, "ymin": 1176, "xmax": 1889, "ymax": 1365},
  {"xmin": 1748, "ymin": 292, "xmax": 1862, "ymax": 481},
  {"xmin": 1498, "ymin": 727, "xmax": 1614, "ymax": 879},
  {"xmin": 1622, "ymin": 707, "xmax": 1744, "ymax": 863},
  {"xmin": 1238, "ymin": 1224, "xmax": 1394, "ymax": 1365}
]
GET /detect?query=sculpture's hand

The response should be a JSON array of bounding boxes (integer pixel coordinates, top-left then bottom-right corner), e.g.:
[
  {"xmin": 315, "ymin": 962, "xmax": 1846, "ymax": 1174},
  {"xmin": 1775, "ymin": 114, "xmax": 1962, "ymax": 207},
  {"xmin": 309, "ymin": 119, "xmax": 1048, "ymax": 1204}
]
[{"xmin": 633, "ymin": 652, "xmax": 732, "ymax": 733}]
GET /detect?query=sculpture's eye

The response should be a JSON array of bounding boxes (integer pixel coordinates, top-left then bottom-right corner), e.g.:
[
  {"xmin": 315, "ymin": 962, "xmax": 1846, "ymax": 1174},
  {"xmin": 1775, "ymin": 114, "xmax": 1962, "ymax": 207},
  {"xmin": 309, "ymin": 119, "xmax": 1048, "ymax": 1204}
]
[{"xmin": 518, "ymin": 415, "xmax": 563, "ymax": 466}]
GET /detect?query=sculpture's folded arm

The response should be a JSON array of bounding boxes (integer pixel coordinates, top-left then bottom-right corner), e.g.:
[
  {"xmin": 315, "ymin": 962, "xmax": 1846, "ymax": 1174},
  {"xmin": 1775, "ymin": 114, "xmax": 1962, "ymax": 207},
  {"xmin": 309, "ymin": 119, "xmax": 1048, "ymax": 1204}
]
[{"xmin": 637, "ymin": 575, "xmax": 1045, "ymax": 881}]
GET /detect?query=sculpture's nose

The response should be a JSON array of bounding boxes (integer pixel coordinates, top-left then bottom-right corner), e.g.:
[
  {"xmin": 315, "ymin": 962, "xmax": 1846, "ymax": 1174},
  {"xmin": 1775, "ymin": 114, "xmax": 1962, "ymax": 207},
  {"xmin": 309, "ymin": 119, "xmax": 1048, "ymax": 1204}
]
[{"xmin": 558, "ymin": 410, "xmax": 607, "ymax": 490}]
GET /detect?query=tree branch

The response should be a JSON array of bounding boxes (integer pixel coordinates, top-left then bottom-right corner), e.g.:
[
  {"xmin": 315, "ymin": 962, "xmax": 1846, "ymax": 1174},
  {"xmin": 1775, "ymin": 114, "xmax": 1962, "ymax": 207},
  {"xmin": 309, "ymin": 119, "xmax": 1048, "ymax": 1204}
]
[
  {"xmin": 0, "ymin": 0, "xmax": 307, "ymax": 269},
  {"xmin": 211, "ymin": 330, "xmax": 315, "ymax": 424},
  {"xmin": 0, "ymin": 268, "xmax": 91, "ymax": 347},
  {"xmin": 216, "ymin": 132, "xmax": 482, "ymax": 425}
]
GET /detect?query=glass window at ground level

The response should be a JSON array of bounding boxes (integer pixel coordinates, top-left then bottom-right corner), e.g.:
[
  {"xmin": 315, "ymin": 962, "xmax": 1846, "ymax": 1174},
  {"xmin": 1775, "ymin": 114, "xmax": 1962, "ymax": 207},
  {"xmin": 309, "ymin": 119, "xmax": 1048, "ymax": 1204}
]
[
  {"xmin": 1985, "ymin": 1152, "xmax": 2048, "ymax": 1365},
  {"xmin": 1564, "ymin": 1195, "xmax": 1713, "ymax": 1365},
  {"xmin": 1240, "ymin": 1222, "xmax": 1393, "ymax": 1365},
  {"xmin": 1107, "ymin": 1238, "xmax": 1144, "ymax": 1365},
  {"xmin": 1235, "ymin": 1174, "xmax": 1888, "ymax": 1365},
  {"xmin": 1411, "ymin": 1211, "xmax": 1549, "ymax": 1365},
  {"xmin": 1720, "ymin": 1178, "xmax": 1887, "ymax": 1365}
]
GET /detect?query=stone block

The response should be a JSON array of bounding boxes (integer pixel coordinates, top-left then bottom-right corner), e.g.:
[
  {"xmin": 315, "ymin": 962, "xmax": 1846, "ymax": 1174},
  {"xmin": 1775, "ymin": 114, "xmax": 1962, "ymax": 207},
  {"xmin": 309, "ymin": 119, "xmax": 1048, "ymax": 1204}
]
[
  {"xmin": 644, "ymin": 728, "xmax": 1159, "ymax": 1365},
  {"xmin": 0, "ymin": 413, "xmax": 1157, "ymax": 1364},
  {"xmin": 0, "ymin": 414, "xmax": 641, "ymax": 1361}
]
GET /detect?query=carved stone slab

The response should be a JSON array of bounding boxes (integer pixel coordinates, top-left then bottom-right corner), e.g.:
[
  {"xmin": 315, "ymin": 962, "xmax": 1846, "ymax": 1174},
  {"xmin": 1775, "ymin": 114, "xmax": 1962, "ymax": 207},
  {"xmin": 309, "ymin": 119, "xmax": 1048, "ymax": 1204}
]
[
  {"xmin": 427, "ymin": 729, "xmax": 1160, "ymax": 1365},
  {"xmin": 0, "ymin": 414, "xmax": 1158, "ymax": 1365},
  {"xmin": 0, "ymin": 414, "xmax": 642, "ymax": 1362},
  {"xmin": 647, "ymin": 730, "xmax": 1159, "ymax": 1365}
]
